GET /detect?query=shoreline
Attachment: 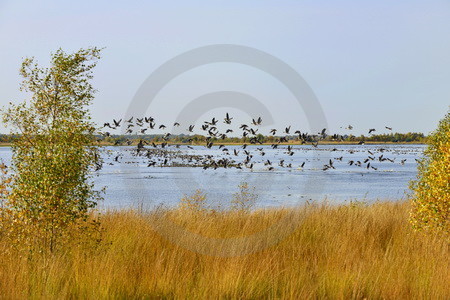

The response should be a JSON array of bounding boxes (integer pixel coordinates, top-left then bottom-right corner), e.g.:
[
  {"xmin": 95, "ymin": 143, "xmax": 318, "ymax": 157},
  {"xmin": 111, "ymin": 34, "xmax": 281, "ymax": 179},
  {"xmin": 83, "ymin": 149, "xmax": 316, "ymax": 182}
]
[{"xmin": 0, "ymin": 142, "xmax": 426, "ymax": 147}]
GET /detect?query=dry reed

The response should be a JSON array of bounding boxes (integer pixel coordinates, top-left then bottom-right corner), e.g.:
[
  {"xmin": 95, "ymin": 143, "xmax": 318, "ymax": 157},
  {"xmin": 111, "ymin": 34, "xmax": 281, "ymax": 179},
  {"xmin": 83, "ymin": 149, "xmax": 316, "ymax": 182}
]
[{"xmin": 0, "ymin": 201, "xmax": 448, "ymax": 299}]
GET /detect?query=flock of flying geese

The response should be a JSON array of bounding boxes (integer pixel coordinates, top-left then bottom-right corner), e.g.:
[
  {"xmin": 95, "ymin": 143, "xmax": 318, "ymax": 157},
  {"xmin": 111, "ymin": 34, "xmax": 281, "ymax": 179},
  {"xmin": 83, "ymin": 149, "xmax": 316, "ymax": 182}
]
[{"xmin": 101, "ymin": 114, "xmax": 412, "ymax": 172}]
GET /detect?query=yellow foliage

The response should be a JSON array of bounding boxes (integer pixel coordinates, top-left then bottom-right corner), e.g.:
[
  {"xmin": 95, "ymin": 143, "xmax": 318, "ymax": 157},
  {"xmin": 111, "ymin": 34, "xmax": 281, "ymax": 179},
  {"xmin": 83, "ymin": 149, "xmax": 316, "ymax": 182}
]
[{"xmin": 410, "ymin": 110, "xmax": 450, "ymax": 235}]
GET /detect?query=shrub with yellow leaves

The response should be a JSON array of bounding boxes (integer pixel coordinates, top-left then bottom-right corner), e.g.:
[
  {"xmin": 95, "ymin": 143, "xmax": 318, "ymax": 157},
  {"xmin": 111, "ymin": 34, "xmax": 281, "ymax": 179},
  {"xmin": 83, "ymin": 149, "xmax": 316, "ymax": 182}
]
[
  {"xmin": 179, "ymin": 189, "xmax": 209, "ymax": 213},
  {"xmin": 410, "ymin": 110, "xmax": 450, "ymax": 235}
]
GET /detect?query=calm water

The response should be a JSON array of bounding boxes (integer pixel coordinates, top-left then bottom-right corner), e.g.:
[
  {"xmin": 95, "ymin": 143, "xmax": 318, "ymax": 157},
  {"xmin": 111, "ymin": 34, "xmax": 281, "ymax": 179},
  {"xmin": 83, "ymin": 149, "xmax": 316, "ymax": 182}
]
[{"xmin": 0, "ymin": 144, "xmax": 424, "ymax": 209}]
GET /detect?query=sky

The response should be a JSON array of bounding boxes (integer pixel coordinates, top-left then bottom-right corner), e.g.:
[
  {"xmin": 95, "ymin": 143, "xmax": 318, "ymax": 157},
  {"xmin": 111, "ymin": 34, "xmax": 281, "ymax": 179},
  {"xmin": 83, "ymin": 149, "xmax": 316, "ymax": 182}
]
[{"xmin": 0, "ymin": 0, "xmax": 449, "ymax": 136}]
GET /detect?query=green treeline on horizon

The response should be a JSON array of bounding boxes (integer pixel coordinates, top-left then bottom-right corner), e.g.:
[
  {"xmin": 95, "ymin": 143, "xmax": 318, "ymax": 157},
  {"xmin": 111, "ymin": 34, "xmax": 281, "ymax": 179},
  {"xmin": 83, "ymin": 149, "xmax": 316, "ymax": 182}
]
[
  {"xmin": 0, "ymin": 132, "xmax": 427, "ymax": 145},
  {"xmin": 96, "ymin": 131, "xmax": 427, "ymax": 144}
]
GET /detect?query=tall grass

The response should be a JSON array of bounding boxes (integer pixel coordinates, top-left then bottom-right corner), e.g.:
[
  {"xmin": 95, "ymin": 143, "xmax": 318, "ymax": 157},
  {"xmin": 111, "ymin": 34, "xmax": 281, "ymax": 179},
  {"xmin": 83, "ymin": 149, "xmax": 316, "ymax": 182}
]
[{"xmin": 0, "ymin": 201, "xmax": 449, "ymax": 299}]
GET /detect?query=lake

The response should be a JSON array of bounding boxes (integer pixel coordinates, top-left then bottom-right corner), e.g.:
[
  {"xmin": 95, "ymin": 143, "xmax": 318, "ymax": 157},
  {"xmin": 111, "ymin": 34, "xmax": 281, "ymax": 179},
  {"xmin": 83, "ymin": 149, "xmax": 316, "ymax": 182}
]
[{"xmin": 0, "ymin": 144, "xmax": 425, "ymax": 209}]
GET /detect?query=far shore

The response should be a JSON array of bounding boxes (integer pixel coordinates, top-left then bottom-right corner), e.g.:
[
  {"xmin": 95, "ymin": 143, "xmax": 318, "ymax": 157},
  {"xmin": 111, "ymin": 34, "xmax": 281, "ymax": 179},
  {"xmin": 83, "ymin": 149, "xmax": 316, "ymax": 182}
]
[{"xmin": 0, "ymin": 141, "xmax": 426, "ymax": 147}]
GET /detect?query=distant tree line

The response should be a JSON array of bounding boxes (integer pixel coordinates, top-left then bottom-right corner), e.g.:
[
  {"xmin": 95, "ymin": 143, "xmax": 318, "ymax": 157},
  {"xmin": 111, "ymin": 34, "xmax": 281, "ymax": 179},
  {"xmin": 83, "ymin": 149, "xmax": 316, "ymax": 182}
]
[
  {"xmin": 93, "ymin": 132, "xmax": 427, "ymax": 145},
  {"xmin": 344, "ymin": 132, "xmax": 427, "ymax": 143},
  {"xmin": 0, "ymin": 132, "xmax": 427, "ymax": 145},
  {"xmin": 0, "ymin": 134, "xmax": 18, "ymax": 143}
]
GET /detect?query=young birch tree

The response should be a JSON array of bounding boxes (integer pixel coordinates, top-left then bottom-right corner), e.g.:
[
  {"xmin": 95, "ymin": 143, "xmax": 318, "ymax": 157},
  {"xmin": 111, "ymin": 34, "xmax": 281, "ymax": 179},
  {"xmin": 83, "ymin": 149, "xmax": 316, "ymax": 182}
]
[{"xmin": 2, "ymin": 47, "xmax": 103, "ymax": 252}]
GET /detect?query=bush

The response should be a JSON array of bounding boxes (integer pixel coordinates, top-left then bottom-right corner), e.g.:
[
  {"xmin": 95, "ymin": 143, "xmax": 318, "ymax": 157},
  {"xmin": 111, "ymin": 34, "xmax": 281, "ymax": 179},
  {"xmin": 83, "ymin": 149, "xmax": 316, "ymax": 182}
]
[
  {"xmin": 179, "ymin": 189, "xmax": 209, "ymax": 213},
  {"xmin": 231, "ymin": 182, "xmax": 258, "ymax": 212},
  {"xmin": 410, "ymin": 110, "xmax": 450, "ymax": 235}
]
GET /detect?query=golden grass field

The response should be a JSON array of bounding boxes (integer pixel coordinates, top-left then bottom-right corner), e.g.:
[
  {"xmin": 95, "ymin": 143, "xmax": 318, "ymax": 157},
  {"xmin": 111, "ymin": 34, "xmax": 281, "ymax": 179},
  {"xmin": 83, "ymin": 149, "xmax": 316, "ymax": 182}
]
[{"xmin": 0, "ymin": 201, "xmax": 449, "ymax": 299}]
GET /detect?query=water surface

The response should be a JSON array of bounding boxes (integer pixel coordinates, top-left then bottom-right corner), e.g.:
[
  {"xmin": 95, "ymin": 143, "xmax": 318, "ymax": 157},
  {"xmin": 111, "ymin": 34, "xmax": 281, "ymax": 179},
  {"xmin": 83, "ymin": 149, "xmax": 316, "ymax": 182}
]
[{"xmin": 0, "ymin": 144, "xmax": 424, "ymax": 209}]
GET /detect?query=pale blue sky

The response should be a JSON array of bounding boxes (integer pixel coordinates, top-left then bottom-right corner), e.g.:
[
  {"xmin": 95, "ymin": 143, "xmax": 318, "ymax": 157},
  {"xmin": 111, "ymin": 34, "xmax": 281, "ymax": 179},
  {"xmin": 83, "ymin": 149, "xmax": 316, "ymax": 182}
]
[{"xmin": 0, "ymin": 0, "xmax": 449, "ymax": 135}]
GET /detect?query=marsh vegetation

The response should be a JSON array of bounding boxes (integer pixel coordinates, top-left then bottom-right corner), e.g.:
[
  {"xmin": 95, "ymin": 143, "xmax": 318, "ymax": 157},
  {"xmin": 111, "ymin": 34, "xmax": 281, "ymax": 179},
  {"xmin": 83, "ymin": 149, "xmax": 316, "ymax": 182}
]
[{"xmin": 0, "ymin": 201, "xmax": 449, "ymax": 299}]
